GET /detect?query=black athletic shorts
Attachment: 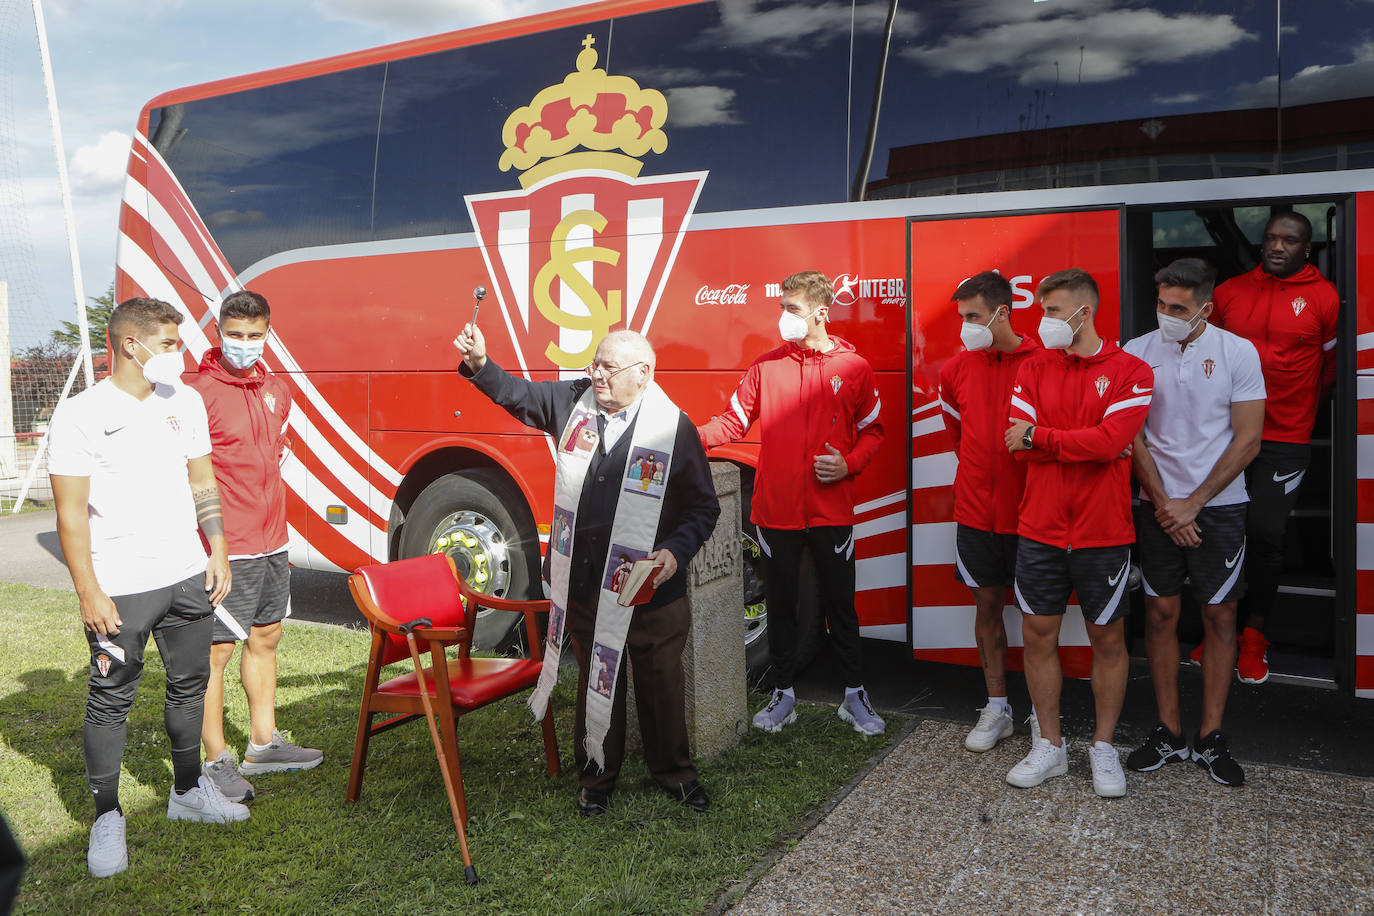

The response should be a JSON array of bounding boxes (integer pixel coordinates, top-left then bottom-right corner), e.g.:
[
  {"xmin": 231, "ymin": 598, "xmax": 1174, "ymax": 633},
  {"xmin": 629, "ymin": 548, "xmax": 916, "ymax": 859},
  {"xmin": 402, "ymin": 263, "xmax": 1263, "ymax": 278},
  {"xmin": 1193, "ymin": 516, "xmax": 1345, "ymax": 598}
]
[
  {"xmin": 1013, "ymin": 537, "xmax": 1132, "ymax": 625},
  {"xmin": 212, "ymin": 553, "xmax": 291, "ymax": 643},
  {"xmin": 1134, "ymin": 502, "xmax": 1246, "ymax": 605},
  {"xmin": 953, "ymin": 525, "xmax": 1019, "ymax": 590}
]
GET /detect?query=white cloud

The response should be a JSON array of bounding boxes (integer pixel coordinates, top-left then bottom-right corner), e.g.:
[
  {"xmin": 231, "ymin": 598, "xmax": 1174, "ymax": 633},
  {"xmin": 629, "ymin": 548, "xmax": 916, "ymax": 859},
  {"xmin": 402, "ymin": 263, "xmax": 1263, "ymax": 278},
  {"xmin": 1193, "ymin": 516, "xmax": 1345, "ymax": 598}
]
[
  {"xmin": 69, "ymin": 130, "xmax": 130, "ymax": 193},
  {"xmin": 665, "ymin": 86, "xmax": 739, "ymax": 128},
  {"xmin": 1153, "ymin": 91, "xmax": 1203, "ymax": 106},
  {"xmin": 903, "ymin": 8, "xmax": 1253, "ymax": 86},
  {"xmin": 313, "ymin": 0, "xmax": 599, "ymax": 32},
  {"xmin": 1233, "ymin": 39, "xmax": 1374, "ymax": 108},
  {"xmin": 701, "ymin": 0, "xmax": 918, "ymax": 55},
  {"xmin": 207, "ymin": 209, "xmax": 270, "ymax": 228}
]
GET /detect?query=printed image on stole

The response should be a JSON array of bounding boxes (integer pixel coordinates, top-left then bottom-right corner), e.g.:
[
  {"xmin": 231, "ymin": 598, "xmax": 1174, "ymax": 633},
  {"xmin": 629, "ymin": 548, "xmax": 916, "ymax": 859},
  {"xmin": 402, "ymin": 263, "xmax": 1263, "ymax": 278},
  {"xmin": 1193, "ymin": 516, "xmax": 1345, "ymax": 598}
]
[{"xmin": 528, "ymin": 382, "xmax": 679, "ymax": 769}]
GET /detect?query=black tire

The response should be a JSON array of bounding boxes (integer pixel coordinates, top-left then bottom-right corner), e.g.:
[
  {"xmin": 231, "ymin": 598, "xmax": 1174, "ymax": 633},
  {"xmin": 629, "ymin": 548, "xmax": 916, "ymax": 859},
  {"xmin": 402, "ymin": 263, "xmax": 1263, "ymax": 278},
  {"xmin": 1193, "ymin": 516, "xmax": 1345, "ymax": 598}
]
[
  {"xmin": 737, "ymin": 467, "xmax": 824, "ymax": 683},
  {"xmin": 398, "ymin": 469, "xmax": 539, "ymax": 653}
]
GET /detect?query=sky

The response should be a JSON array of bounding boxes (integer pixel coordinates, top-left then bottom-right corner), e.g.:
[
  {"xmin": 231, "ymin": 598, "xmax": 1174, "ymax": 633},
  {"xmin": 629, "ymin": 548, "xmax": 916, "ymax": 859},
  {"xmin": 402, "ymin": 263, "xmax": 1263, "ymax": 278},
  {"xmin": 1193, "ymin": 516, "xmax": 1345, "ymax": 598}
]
[{"xmin": 1, "ymin": 0, "xmax": 596, "ymax": 347}]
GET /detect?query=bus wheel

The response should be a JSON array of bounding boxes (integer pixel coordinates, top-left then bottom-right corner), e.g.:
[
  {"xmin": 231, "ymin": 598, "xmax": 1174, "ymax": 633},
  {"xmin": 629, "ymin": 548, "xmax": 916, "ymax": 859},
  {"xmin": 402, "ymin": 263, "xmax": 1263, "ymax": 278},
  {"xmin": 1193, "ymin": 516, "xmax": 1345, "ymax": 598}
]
[{"xmin": 399, "ymin": 470, "xmax": 537, "ymax": 653}]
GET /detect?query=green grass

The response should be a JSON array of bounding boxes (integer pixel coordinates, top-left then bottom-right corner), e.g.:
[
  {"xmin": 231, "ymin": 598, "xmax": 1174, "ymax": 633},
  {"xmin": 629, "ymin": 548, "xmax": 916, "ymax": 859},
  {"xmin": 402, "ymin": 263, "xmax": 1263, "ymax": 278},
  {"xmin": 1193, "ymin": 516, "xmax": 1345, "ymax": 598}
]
[{"xmin": 0, "ymin": 582, "xmax": 894, "ymax": 915}]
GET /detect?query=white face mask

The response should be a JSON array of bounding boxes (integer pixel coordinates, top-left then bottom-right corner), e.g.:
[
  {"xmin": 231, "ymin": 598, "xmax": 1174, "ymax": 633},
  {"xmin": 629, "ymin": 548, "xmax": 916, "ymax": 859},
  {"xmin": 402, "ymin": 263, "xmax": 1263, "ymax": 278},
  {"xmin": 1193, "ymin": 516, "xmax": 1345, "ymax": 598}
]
[
  {"xmin": 1157, "ymin": 308, "xmax": 1207, "ymax": 343},
  {"xmin": 1038, "ymin": 305, "xmax": 1088, "ymax": 350},
  {"xmin": 133, "ymin": 338, "xmax": 185, "ymax": 387},
  {"xmin": 959, "ymin": 308, "xmax": 1002, "ymax": 352},
  {"xmin": 778, "ymin": 306, "xmax": 822, "ymax": 342},
  {"xmin": 221, "ymin": 337, "xmax": 266, "ymax": 370}
]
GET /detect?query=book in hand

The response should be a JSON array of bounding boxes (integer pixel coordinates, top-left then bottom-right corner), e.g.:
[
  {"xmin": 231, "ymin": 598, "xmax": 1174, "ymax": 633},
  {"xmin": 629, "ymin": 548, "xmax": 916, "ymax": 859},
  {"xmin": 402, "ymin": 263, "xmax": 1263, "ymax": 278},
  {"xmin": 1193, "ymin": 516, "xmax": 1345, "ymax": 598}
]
[{"xmin": 615, "ymin": 559, "xmax": 665, "ymax": 606}]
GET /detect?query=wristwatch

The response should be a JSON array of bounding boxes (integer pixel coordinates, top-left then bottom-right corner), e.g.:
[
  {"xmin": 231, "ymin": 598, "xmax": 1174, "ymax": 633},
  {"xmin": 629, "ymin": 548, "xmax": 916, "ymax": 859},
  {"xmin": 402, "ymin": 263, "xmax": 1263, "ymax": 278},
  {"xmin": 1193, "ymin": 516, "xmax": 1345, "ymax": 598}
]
[{"xmin": 1021, "ymin": 426, "xmax": 1035, "ymax": 450}]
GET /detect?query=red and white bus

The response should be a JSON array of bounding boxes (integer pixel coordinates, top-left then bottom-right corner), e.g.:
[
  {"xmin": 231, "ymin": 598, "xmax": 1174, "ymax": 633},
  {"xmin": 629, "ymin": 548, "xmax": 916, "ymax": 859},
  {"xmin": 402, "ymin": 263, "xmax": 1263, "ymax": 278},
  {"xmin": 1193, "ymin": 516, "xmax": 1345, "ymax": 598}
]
[{"xmin": 117, "ymin": 0, "xmax": 1374, "ymax": 696}]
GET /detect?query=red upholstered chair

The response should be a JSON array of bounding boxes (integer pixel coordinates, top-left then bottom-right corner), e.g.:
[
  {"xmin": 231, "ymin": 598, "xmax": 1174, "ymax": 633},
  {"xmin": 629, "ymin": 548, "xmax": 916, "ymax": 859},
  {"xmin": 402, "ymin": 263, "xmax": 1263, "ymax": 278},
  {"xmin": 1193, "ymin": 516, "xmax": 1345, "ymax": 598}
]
[{"xmin": 345, "ymin": 554, "xmax": 560, "ymax": 853}]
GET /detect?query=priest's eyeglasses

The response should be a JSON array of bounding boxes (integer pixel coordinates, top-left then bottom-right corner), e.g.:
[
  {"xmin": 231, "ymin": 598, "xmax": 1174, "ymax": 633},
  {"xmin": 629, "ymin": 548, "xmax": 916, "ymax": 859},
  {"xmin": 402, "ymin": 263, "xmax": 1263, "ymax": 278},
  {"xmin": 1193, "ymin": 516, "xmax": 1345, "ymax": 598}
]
[{"xmin": 585, "ymin": 361, "xmax": 646, "ymax": 380}]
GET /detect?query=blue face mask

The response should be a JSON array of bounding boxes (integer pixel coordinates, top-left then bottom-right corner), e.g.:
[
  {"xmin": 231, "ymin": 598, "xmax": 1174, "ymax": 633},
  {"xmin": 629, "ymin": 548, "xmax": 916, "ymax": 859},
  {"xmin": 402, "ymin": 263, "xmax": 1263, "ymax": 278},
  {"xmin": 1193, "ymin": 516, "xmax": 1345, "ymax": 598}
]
[{"xmin": 221, "ymin": 337, "xmax": 265, "ymax": 370}]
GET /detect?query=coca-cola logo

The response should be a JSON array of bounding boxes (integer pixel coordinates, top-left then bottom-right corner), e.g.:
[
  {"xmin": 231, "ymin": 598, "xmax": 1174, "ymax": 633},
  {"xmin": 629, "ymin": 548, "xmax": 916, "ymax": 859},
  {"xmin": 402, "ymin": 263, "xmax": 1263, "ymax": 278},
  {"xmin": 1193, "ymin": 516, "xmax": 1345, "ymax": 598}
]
[{"xmin": 695, "ymin": 283, "xmax": 750, "ymax": 306}]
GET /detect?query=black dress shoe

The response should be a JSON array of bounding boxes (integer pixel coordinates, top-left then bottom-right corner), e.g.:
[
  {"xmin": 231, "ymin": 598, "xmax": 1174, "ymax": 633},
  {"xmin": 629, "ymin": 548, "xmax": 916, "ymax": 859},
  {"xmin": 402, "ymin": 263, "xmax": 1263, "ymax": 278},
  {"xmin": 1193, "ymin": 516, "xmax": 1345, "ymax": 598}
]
[
  {"xmin": 665, "ymin": 780, "xmax": 709, "ymax": 812},
  {"xmin": 577, "ymin": 787, "xmax": 611, "ymax": 816}
]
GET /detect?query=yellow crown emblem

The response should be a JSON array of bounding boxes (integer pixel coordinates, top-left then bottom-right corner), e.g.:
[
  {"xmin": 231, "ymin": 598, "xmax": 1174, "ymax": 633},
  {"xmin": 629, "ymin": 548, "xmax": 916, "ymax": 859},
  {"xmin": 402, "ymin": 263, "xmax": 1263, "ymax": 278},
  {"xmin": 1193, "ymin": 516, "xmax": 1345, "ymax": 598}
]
[{"xmin": 498, "ymin": 35, "xmax": 668, "ymax": 189}]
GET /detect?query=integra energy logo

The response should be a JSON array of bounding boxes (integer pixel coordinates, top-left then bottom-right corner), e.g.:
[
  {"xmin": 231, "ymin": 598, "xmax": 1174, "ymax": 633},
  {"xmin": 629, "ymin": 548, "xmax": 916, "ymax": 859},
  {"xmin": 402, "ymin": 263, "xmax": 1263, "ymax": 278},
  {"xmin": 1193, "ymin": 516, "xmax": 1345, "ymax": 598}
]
[
  {"xmin": 766, "ymin": 273, "xmax": 906, "ymax": 307},
  {"xmin": 465, "ymin": 35, "xmax": 706, "ymax": 375}
]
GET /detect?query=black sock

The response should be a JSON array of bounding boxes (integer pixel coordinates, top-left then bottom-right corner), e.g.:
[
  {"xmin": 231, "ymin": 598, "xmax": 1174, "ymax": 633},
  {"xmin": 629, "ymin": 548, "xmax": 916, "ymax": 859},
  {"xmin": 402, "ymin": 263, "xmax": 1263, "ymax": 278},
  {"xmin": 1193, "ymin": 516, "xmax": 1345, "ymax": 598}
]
[
  {"xmin": 91, "ymin": 779, "xmax": 121, "ymax": 818},
  {"xmin": 171, "ymin": 746, "xmax": 201, "ymax": 794}
]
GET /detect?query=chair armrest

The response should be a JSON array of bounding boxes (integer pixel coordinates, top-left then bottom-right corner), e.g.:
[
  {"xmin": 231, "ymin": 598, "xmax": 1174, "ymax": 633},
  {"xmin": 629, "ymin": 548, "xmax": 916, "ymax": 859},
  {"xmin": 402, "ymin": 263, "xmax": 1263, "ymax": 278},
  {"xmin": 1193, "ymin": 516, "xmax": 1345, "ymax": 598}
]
[
  {"xmin": 462, "ymin": 592, "xmax": 550, "ymax": 614},
  {"xmin": 379, "ymin": 614, "xmax": 468, "ymax": 644}
]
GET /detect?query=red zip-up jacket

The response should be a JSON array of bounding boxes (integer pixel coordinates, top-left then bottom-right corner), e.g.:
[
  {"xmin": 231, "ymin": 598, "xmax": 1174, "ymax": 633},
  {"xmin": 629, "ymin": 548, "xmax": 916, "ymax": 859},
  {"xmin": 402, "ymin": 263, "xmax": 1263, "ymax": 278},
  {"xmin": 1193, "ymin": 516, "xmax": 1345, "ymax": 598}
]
[
  {"xmin": 698, "ymin": 337, "xmax": 883, "ymax": 529},
  {"xmin": 188, "ymin": 349, "xmax": 292, "ymax": 557},
  {"xmin": 939, "ymin": 335, "xmax": 1041, "ymax": 534},
  {"xmin": 1009, "ymin": 341, "xmax": 1153, "ymax": 550},
  {"xmin": 1211, "ymin": 263, "xmax": 1338, "ymax": 444}
]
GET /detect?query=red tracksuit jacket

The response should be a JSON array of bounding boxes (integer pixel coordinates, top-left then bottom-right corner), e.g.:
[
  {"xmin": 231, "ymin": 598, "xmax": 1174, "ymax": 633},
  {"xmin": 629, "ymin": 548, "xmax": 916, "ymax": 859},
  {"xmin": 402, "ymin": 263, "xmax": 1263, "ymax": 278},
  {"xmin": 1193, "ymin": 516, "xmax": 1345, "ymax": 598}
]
[
  {"xmin": 1008, "ymin": 341, "xmax": 1153, "ymax": 550},
  {"xmin": 188, "ymin": 350, "xmax": 293, "ymax": 557},
  {"xmin": 698, "ymin": 337, "xmax": 883, "ymax": 529},
  {"xmin": 1211, "ymin": 264, "xmax": 1338, "ymax": 444},
  {"xmin": 939, "ymin": 336, "xmax": 1041, "ymax": 535}
]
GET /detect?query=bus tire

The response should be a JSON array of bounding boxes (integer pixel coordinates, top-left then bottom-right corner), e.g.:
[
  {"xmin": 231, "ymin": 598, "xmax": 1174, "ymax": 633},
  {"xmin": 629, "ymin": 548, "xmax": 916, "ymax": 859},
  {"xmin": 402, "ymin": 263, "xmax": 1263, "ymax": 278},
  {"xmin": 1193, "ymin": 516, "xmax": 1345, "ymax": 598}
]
[{"xmin": 398, "ymin": 469, "xmax": 539, "ymax": 653}]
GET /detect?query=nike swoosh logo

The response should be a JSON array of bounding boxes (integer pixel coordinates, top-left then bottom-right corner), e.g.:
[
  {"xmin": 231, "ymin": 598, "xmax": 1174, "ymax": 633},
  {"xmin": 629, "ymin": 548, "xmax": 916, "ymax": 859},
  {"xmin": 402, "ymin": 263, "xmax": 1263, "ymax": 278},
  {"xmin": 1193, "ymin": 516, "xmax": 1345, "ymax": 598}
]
[
  {"xmin": 834, "ymin": 532, "xmax": 854, "ymax": 555},
  {"xmin": 1131, "ymin": 384, "xmax": 1151, "ymax": 394},
  {"xmin": 1273, "ymin": 469, "xmax": 1302, "ymax": 483},
  {"xmin": 1225, "ymin": 547, "xmax": 1244, "ymax": 569},
  {"xmin": 104, "ymin": 427, "xmax": 125, "ymax": 436},
  {"xmin": 1107, "ymin": 560, "xmax": 1129, "ymax": 587}
]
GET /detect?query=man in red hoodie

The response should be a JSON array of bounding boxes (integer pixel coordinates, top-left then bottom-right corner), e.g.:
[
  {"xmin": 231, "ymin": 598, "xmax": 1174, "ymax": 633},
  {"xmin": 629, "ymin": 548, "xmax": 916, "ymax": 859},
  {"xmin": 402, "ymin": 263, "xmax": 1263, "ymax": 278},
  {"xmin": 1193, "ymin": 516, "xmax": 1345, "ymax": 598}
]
[
  {"xmin": 1004, "ymin": 269, "xmax": 1153, "ymax": 798},
  {"xmin": 189, "ymin": 291, "xmax": 322, "ymax": 804},
  {"xmin": 699, "ymin": 270, "xmax": 885, "ymax": 737},
  {"xmin": 938, "ymin": 271, "xmax": 1040, "ymax": 752},
  {"xmin": 1210, "ymin": 211, "xmax": 1339, "ymax": 685}
]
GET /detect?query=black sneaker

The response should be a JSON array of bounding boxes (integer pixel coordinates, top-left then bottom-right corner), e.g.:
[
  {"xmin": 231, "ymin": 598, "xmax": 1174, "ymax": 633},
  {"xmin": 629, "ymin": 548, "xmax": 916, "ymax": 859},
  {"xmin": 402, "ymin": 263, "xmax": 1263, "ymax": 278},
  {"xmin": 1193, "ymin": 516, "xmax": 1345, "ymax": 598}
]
[
  {"xmin": 1126, "ymin": 722, "xmax": 1190, "ymax": 772},
  {"xmin": 1193, "ymin": 730, "xmax": 1245, "ymax": 786}
]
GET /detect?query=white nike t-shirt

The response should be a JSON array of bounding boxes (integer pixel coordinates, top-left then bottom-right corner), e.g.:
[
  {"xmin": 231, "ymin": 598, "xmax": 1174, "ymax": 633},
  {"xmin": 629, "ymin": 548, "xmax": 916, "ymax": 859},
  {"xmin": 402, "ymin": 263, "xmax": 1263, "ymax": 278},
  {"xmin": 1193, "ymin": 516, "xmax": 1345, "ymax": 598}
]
[
  {"xmin": 47, "ymin": 378, "xmax": 212, "ymax": 596},
  {"xmin": 1124, "ymin": 324, "xmax": 1266, "ymax": 507}
]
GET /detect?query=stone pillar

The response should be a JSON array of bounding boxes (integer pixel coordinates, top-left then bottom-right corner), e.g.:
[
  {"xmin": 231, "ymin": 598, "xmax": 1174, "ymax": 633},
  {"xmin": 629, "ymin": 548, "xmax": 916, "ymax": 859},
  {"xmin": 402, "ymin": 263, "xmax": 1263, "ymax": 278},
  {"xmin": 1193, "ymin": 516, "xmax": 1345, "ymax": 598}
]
[{"xmin": 627, "ymin": 460, "xmax": 747, "ymax": 759}]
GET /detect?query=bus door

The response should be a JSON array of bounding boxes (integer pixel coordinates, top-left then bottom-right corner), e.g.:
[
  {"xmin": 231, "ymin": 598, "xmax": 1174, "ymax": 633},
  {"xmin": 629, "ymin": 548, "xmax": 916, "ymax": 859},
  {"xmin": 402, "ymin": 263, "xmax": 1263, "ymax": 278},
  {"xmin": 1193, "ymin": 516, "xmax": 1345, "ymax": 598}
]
[
  {"xmin": 1124, "ymin": 197, "xmax": 1357, "ymax": 690},
  {"xmin": 907, "ymin": 208, "xmax": 1122, "ymax": 678}
]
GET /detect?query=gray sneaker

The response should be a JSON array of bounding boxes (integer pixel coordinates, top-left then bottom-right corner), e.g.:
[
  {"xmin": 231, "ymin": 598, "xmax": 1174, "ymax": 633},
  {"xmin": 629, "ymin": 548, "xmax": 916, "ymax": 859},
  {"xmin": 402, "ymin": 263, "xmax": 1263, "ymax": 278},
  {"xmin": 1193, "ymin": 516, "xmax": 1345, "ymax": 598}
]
[
  {"xmin": 239, "ymin": 730, "xmax": 324, "ymax": 775},
  {"xmin": 838, "ymin": 689, "xmax": 885, "ymax": 736},
  {"xmin": 752, "ymin": 689, "xmax": 797, "ymax": 733},
  {"xmin": 203, "ymin": 749, "xmax": 255, "ymax": 802}
]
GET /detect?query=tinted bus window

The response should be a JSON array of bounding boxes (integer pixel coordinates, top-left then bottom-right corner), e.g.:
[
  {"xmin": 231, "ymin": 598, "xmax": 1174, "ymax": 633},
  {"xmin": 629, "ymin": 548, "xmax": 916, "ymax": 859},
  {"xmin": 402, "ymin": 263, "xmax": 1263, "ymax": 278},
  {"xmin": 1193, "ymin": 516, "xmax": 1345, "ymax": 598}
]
[
  {"xmin": 1278, "ymin": 1, "xmax": 1374, "ymax": 173},
  {"xmin": 858, "ymin": 0, "xmax": 1280, "ymax": 198},
  {"xmin": 149, "ymin": 66, "xmax": 385, "ymax": 274}
]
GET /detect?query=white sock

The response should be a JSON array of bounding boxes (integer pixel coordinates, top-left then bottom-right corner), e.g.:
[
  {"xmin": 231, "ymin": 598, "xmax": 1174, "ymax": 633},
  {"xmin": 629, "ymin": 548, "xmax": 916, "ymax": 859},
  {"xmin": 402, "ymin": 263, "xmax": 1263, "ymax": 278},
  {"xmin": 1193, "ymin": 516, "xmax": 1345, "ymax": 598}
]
[
  {"xmin": 1093, "ymin": 740, "xmax": 1114, "ymax": 751},
  {"xmin": 988, "ymin": 696, "xmax": 1011, "ymax": 715},
  {"xmin": 247, "ymin": 739, "xmax": 271, "ymax": 755}
]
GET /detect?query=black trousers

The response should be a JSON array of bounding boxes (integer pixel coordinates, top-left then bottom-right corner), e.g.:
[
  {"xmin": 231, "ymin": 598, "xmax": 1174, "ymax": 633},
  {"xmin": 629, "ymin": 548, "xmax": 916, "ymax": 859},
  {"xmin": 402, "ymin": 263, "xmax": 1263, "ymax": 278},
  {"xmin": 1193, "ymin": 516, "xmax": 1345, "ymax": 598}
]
[
  {"xmin": 567, "ymin": 595, "xmax": 696, "ymax": 793},
  {"xmin": 1240, "ymin": 440, "xmax": 1311, "ymax": 632},
  {"xmin": 758, "ymin": 525, "xmax": 862, "ymax": 689}
]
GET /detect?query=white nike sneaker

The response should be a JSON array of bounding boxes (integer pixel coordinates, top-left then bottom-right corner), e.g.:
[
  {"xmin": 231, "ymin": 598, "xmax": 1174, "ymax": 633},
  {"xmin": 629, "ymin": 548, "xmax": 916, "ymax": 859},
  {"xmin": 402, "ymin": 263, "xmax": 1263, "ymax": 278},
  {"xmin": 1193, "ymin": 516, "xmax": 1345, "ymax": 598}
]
[
  {"xmin": 965, "ymin": 703, "xmax": 1014, "ymax": 752},
  {"xmin": 167, "ymin": 774, "xmax": 251, "ymax": 824},
  {"xmin": 87, "ymin": 810, "xmax": 128, "ymax": 878},
  {"xmin": 1006, "ymin": 737, "xmax": 1069, "ymax": 788},
  {"xmin": 1088, "ymin": 741, "xmax": 1127, "ymax": 798}
]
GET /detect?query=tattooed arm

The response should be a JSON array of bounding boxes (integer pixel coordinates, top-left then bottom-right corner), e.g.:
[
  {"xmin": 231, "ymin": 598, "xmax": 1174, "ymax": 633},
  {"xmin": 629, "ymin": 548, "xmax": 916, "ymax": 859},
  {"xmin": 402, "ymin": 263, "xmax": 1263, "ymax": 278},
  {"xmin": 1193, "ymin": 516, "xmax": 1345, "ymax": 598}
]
[{"xmin": 188, "ymin": 455, "xmax": 231, "ymax": 604}]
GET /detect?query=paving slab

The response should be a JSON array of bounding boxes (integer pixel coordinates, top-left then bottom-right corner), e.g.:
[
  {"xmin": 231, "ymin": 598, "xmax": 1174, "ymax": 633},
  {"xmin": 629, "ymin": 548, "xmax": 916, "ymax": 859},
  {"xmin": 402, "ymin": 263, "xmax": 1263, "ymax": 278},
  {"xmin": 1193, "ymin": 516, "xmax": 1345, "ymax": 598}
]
[{"xmin": 728, "ymin": 719, "xmax": 1374, "ymax": 916}]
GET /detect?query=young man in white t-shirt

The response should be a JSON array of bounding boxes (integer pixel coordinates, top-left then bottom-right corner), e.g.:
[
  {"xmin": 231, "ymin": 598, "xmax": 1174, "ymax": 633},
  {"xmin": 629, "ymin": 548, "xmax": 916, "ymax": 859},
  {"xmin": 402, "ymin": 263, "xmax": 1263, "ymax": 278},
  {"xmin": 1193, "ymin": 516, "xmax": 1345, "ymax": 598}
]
[
  {"xmin": 1123, "ymin": 260, "xmax": 1265, "ymax": 787},
  {"xmin": 49, "ymin": 297, "xmax": 249, "ymax": 879}
]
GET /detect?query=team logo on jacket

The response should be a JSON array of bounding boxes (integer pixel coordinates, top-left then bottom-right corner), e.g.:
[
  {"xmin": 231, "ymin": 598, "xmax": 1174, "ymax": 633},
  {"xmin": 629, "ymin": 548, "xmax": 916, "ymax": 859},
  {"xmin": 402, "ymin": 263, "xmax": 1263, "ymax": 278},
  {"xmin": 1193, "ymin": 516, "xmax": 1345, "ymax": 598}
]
[
  {"xmin": 831, "ymin": 375, "xmax": 843, "ymax": 394},
  {"xmin": 264, "ymin": 393, "xmax": 277, "ymax": 414},
  {"xmin": 1203, "ymin": 358, "xmax": 1216, "ymax": 379},
  {"xmin": 95, "ymin": 652, "xmax": 112, "ymax": 677},
  {"xmin": 1292, "ymin": 296, "xmax": 1307, "ymax": 317},
  {"xmin": 165, "ymin": 416, "xmax": 180, "ymax": 433},
  {"xmin": 1094, "ymin": 376, "xmax": 1109, "ymax": 397},
  {"xmin": 465, "ymin": 36, "xmax": 704, "ymax": 375}
]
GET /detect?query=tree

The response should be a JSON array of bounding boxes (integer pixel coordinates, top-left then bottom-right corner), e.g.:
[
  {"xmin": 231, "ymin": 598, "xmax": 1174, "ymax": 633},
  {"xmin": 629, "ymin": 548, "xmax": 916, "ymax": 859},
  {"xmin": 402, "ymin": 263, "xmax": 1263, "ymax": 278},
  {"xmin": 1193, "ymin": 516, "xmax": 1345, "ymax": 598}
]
[{"xmin": 51, "ymin": 282, "xmax": 114, "ymax": 352}]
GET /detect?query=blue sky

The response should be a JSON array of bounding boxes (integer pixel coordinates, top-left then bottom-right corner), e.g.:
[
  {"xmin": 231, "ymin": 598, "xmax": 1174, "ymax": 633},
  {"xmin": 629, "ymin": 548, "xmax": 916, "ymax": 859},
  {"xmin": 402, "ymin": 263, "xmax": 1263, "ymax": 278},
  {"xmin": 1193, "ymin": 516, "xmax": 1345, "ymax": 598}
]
[{"xmin": 2, "ymin": 0, "xmax": 596, "ymax": 346}]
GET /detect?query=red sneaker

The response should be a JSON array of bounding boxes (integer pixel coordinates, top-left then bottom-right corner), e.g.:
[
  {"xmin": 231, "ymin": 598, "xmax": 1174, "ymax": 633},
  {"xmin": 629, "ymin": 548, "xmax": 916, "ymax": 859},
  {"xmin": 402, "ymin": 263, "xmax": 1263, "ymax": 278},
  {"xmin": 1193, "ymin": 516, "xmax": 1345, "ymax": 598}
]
[
  {"xmin": 1187, "ymin": 643, "xmax": 1204, "ymax": 666},
  {"xmin": 1236, "ymin": 627, "xmax": 1270, "ymax": 684}
]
